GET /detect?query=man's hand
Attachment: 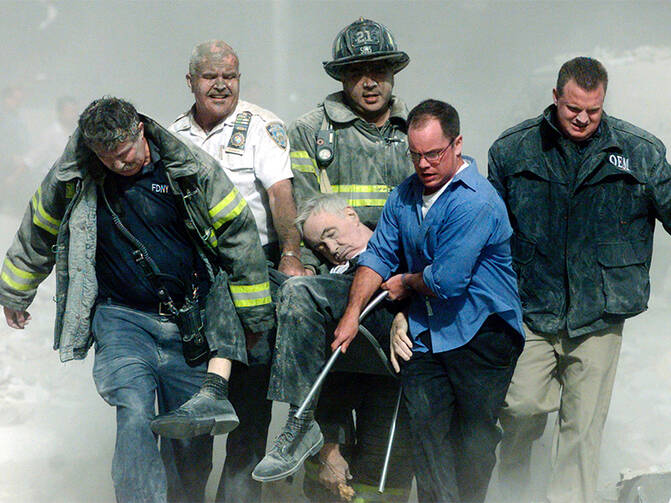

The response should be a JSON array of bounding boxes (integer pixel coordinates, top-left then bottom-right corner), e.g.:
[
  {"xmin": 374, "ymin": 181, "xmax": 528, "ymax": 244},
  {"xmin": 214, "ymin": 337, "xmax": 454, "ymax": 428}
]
[
  {"xmin": 333, "ymin": 265, "xmax": 384, "ymax": 353},
  {"xmin": 390, "ymin": 311, "xmax": 412, "ymax": 372},
  {"xmin": 278, "ymin": 253, "xmax": 310, "ymax": 276},
  {"xmin": 332, "ymin": 310, "xmax": 360, "ymax": 353},
  {"xmin": 381, "ymin": 273, "xmax": 410, "ymax": 301},
  {"xmin": 4, "ymin": 307, "xmax": 31, "ymax": 329},
  {"xmin": 318, "ymin": 443, "xmax": 352, "ymax": 495}
]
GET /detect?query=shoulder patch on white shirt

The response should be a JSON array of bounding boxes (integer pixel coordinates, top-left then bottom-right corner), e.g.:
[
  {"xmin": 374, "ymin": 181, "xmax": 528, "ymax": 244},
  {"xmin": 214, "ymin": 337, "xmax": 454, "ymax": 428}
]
[{"xmin": 266, "ymin": 122, "xmax": 288, "ymax": 150}]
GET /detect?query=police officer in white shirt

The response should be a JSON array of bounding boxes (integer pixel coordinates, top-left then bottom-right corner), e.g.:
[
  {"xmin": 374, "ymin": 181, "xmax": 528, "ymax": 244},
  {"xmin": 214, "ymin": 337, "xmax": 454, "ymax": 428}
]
[
  {"xmin": 162, "ymin": 40, "xmax": 307, "ymax": 503},
  {"xmin": 170, "ymin": 40, "xmax": 305, "ymax": 273}
]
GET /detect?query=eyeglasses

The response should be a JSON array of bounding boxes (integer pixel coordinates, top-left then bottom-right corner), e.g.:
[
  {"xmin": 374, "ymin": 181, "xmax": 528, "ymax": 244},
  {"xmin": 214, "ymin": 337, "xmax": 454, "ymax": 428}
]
[{"xmin": 408, "ymin": 138, "xmax": 455, "ymax": 165}]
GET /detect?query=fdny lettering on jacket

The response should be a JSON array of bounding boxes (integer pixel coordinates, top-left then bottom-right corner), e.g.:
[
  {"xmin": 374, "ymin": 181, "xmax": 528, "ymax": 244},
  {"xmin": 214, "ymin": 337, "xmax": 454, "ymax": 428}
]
[{"xmin": 151, "ymin": 183, "xmax": 170, "ymax": 194}]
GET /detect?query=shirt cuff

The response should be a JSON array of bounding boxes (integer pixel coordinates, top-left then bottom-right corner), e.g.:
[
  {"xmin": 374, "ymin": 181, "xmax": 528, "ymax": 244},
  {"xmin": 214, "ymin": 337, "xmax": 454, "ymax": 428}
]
[{"xmin": 422, "ymin": 264, "xmax": 439, "ymax": 296}]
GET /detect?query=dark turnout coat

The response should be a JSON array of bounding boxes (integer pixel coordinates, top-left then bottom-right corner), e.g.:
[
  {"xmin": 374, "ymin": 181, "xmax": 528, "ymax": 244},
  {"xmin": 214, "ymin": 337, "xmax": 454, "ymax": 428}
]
[
  {"xmin": 0, "ymin": 115, "xmax": 274, "ymax": 361},
  {"xmin": 488, "ymin": 105, "xmax": 671, "ymax": 336}
]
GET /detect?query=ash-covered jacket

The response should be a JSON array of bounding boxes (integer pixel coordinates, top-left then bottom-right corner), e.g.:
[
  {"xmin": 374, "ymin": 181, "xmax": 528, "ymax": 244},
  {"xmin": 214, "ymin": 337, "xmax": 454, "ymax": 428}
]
[
  {"xmin": 0, "ymin": 115, "xmax": 274, "ymax": 362},
  {"xmin": 289, "ymin": 92, "xmax": 414, "ymax": 269},
  {"xmin": 488, "ymin": 105, "xmax": 671, "ymax": 337}
]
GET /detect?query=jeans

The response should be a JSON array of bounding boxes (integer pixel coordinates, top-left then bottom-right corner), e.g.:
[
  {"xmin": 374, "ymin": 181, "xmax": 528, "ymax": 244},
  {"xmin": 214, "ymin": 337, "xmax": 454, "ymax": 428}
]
[
  {"xmin": 401, "ymin": 316, "xmax": 522, "ymax": 503},
  {"xmin": 91, "ymin": 302, "xmax": 212, "ymax": 503}
]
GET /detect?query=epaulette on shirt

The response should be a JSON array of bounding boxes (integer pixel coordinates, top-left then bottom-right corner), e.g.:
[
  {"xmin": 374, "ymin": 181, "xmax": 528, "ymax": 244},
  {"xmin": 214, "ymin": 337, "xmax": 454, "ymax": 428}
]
[{"xmin": 170, "ymin": 112, "xmax": 191, "ymax": 133}]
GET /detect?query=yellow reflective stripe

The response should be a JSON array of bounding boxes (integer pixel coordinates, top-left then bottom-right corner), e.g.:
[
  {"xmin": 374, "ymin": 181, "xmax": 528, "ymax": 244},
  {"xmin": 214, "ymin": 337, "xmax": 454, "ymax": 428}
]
[
  {"xmin": 0, "ymin": 271, "xmax": 33, "ymax": 291},
  {"xmin": 31, "ymin": 189, "xmax": 59, "ymax": 236},
  {"xmin": 32, "ymin": 215, "xmax": 59, "ymax": 235},
  {"xmin": 212, "ymin": 198, "xmax": 246, "ymax": 230},
  {"xmin": 204, "ymin": 229, "xmax": 218, "ymax": 249},
  {"xmin": 331, "ymin": 184, "xmax": 391, "ymax": 207},
  {"xmin": 209, "ymin": 188, "xmax": 238, "ymax": 218},
  {"xmin": 290, "ymin": 150, "xmax": 317, "ymax": 175},
  {"xmin": 290, "ymin": 150, "xmax": 313, "ymax": 160},
  {"xmin": 348, "ymin": 198, "xmax": 387, "ymax": 207},
  {"xmin": 229, "ymin": 281, "xmax": 272, "ymax": 308},
  {"xmin": 230, "ymin": 282, "xmax": 270, "ymax": 294},
  {"xmin": 208, "ymin": 188, "xmax": 247, "ymax": 230},
  {"xmin": 332, "ymin": 184, "xmax": 390, "ymax": 193},
  {"xmin": 232, "ymin": 296, "xmax": 272, "ymax": 308},
  {"xmin": 36, "ymin": 187, "xmax": 61, "ymax": 225},
  {"xmin": 4, "ymin": 258, "xmax": 47, "ymax": 280},
  {"xmin": 291, "ymin": 164, "xmax": 316, "ymax": 174},
  {"xmin": 0, "ymin": 258, "xmax": 45, "ymax": 292}
]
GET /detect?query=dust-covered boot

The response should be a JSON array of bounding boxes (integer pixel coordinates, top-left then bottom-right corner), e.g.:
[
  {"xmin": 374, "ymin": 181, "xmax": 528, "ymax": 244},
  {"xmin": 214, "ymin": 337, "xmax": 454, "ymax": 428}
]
[
  {"xmin": 252, "ymin": 406, "xmax": 323, "ymax": 482},
  {"xmin": 150, "ymin": 372, "xmax": 238, "ymax": 439}
]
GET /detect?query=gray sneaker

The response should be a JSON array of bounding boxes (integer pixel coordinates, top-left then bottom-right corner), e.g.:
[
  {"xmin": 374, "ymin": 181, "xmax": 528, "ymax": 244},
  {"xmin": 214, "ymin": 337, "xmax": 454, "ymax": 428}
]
[
  {"xmin": 252, "ymin": 419, "xmax": 324, "ymax": 482},
  {"xmin": 150, "ymin": 390, "xmax": 239, "ymax": 439}
]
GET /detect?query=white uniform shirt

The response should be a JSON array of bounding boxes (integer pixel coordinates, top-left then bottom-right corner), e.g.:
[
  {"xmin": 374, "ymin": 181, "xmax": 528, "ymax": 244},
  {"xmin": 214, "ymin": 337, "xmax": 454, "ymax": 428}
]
[{"xmin": 170, "ymin": 100, "xmax": 292, "ymax": 246}]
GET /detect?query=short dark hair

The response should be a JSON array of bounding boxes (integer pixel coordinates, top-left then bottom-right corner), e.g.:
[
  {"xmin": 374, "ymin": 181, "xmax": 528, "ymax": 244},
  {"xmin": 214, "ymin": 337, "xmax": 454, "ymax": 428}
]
[
  {"xmin": 407, "ymin": 99, "xmax": 460, "ymax": 140},
  {"xmin": 78, "ymin": 96, "xmax": 141, "ymax": 152},
  {"xmin": 556, "ymin": 57, "xmax": 608, "ymax": 96}
]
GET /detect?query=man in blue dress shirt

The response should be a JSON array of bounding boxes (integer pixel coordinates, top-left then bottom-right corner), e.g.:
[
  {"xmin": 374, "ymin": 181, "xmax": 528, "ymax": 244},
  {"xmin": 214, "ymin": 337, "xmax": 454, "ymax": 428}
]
[{"xmin": 333, "ymin": 99, "xmax": 525, "ymax": 503}]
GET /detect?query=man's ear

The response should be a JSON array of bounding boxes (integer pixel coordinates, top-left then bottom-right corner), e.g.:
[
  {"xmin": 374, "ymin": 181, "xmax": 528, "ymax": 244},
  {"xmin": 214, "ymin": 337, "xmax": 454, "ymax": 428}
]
[
  {"xmin": 186, "ymin": 73, "xmax": 194, "ymax": 93},
  {"xmin": 453, "ymin": 134, "xmax": 463, "ymax": 158},
  {"xmin": 552, "ymin": 88, "xmax": 559, "ymax": 106}
]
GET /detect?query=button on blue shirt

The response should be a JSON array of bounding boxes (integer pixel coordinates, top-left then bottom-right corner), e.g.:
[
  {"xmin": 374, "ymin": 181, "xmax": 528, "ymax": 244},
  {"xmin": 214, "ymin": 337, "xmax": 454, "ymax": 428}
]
[{"xmin": 358, "ymin": 157, "xmax": 524, "ymax": 353}]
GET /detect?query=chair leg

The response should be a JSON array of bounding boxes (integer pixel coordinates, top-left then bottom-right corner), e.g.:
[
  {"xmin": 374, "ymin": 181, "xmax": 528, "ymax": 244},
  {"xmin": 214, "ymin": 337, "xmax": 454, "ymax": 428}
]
[{"xmin": 379, "ymin": 385, "xmax": 403, "ymax": 493}]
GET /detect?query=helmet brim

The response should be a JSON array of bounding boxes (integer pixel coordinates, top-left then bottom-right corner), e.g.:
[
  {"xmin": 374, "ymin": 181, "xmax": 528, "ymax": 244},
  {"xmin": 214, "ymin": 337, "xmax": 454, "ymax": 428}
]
[{"xmin": 323, "ymin": 51, "xmax": 410, "ymax": 81}]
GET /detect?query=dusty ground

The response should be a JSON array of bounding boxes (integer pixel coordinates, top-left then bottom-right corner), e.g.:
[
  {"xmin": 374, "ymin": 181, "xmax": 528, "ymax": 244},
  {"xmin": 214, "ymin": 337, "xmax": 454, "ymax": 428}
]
[{"xmin": 1, "ymin": 211, "xmax": 670, "ymax": 502}]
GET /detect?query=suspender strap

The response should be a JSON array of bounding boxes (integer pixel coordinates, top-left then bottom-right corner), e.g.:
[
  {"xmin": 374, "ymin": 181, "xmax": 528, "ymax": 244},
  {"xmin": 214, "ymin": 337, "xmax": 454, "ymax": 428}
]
[
  {"xmin": 317, "ymin": 110, "xmax": 334, "ymax": 193},
  {"xmin": 100, "ymin": 183, "xmax": 181, "ymax": 317}
]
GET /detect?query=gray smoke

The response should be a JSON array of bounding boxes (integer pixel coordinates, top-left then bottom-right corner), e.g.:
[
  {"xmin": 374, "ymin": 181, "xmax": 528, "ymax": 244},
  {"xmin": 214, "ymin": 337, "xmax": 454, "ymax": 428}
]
[{"xmin": 1, "ymin": 1, "xmax": 670, "ymax": 502}]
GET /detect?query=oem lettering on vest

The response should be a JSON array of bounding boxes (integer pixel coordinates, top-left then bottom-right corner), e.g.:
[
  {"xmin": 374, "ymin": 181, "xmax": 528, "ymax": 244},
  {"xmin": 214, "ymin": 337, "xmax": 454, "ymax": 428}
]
[{"xmin": 609, "ymin": 154, "xmax": 630, "ymax": 171}]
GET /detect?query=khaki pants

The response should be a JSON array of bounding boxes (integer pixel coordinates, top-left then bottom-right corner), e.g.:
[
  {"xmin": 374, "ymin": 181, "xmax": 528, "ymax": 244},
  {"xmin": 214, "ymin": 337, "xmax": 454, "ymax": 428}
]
[{"xmin": 498, "ymin": 323, "xmax": 623, "ymax": 503}]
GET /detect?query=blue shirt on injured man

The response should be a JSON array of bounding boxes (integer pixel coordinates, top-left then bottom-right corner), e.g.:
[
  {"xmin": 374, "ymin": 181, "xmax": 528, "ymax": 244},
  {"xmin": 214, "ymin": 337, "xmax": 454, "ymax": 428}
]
[{"xmin": 358, "ymin": 156, "xmax": 525, "ymax": 354}]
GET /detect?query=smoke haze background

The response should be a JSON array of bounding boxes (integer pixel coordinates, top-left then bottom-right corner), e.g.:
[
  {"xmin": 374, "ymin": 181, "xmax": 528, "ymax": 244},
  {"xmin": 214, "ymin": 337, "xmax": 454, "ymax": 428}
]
[{"xmin": 1, "ymin": 1, "xmax": 670, "ymax": 501}]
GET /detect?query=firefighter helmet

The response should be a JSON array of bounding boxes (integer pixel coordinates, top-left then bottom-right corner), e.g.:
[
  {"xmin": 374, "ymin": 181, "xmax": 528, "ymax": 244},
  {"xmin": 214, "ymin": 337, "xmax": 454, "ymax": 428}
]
[{"xmin": 323, "ymin": 18, "xmax": 410, "ymax": 81}]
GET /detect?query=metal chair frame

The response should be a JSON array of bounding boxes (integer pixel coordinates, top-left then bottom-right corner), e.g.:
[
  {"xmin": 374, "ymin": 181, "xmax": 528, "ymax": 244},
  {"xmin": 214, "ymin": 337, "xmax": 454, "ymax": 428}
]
[{"xmin": 295, "ymin": 291, "xmax": 403, "ymax": 493}]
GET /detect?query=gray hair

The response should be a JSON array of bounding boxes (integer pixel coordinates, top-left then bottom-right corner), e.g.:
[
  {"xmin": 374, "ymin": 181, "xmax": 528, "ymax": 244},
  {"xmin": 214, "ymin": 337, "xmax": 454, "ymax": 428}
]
[
  {"xmin": 189, "ymin": 40, "xmax": 239, "ymax": 75},
  {"xmin": 78, "ymin": 96, "xmax": 141, "ymax": 152},
  {"xmin": 295, "ymin": 193, "xmax": 349, "ymax": 236}
]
